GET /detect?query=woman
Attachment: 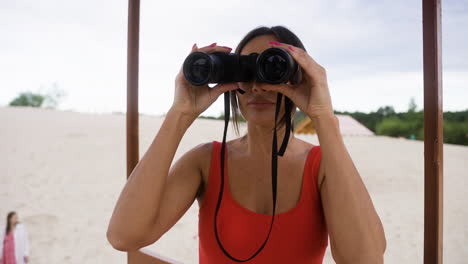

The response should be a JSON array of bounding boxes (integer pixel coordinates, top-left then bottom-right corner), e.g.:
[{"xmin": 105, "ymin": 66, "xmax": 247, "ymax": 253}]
[
  {"xmin": 1, "ymin": 212, "xmax": 30, "ymax": 264},
  {"xmin": 107, "ymin": 26, "xmax": 386, "ymax": 263}
]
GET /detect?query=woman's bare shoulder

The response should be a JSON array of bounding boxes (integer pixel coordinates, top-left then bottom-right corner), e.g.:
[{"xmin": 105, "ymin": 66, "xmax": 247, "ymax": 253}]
[
  {"xmin": 185, "ymin": 141, "xmax": 214, "ymax": 166},
  {"xmin": 194, "ymin": 138, "xmax": 245, "ymax": 178},
  {"xmin": 292, "ymin": 137, "xmax": 317, "ymax": 156}
]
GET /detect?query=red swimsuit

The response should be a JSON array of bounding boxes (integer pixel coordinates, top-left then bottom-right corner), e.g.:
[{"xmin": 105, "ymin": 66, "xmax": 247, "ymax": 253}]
[{"xmin": 198, "ymin": 141, "xmax": 328, "ymax": 263}]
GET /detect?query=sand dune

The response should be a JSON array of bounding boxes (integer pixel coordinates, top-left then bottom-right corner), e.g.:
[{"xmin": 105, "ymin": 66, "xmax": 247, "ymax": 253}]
[{"xmin": 1, "ymin": 106, "xmax": 467, "ymax": 263}]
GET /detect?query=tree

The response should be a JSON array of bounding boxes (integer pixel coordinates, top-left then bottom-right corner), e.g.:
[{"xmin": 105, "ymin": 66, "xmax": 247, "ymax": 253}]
[
  {"xmin": 8, "ymin": 83, "xmax": 66, "ymax": 108},
  {"xmin": 408, "ymin": 97, "xmax": 417, "ymax": 113},
  {"xmin": 9, "ymin": 92, "xmax": 46, "ymax": 107},
  {"xmin": 376, "ymin": 106, "xmax": 396, "ymax": 117}
]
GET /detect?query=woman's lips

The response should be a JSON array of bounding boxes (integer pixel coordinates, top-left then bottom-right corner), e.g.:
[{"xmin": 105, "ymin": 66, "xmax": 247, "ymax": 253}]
[{"xmin": 247, "ymin": 100, "xmax": 275, "ymax": 108}]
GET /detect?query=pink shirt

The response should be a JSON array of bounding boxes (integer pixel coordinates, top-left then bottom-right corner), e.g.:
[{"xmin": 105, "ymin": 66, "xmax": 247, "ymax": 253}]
[{"xmin": 2, "ymin": 232, "xmax": 16, "ymax": 264}]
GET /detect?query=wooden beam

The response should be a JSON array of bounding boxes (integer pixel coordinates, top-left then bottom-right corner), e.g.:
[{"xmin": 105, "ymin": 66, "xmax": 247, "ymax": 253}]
[
  {"xmin": 422, "ymin": 0, "xmax": 443, "ymax": 263},
  {"xmin": 125, "ymin": 1, "xmax": 183, "ymax": 263},
  {"xmin": 126, "ymin": 0, "xmax": 140, "ymax": 178},
  {"xmin": 126, "ymin": 0, "xmax": 140, "ymax": 263}
]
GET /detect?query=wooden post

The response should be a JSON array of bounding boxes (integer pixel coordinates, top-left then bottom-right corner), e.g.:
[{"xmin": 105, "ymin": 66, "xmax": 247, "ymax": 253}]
[
  {"xmin": 126, "ymin": 0, "xmax": 140, "ymax": 179},
  {"xmin": 423, "ymin": 0, "xmax": 443, "ymax": 263},
  {"xmin": 127, "ymin": 0, "xmax": 141, "ymax": 263},
  {"xmin": 125, "ymin": 0, "xmax": 181, "ymax": 263}
]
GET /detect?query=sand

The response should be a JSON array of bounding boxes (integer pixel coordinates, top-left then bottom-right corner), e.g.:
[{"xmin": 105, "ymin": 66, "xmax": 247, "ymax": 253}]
[{"xmin": 0, "ymin": 106, "xmax": 467, "ymax": 264}]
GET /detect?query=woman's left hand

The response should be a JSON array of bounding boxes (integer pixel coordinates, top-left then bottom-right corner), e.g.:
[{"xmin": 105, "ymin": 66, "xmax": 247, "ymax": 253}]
[{"xmin": 262, "ymin": 41, "xmax": 334, "ymax": 120}]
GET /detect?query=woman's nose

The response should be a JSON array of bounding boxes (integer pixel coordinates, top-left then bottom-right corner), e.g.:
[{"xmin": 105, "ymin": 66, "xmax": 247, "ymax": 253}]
[{"xmin": 252, "ymin": 82, "xmax": 268, "ymax": 93}]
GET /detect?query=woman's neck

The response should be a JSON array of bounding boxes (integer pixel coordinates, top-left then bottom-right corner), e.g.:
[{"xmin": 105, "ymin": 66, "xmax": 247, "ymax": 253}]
[{"xmin": 242, "ymin": 123, "xmax": 295, "ymax": 157}]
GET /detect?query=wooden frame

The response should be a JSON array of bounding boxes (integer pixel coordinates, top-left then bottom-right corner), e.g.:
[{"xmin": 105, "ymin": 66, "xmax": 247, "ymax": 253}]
[
  {"xmin": 423, "ymin": 0, "xmax": 443, "ymax": 263},
  {"xmin": 125, "ymin": 0, "xmax": 444, "ymax": 263}
]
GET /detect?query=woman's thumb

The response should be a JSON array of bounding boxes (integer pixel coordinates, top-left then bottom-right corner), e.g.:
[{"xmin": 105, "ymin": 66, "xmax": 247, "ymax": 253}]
[
  {"xmin": 191, "ymin": 43, "xmax": 198, "ymax": 53},
  {"xmin": 211, "ymin": 83, "xmax": 238, "ymax": 98}
]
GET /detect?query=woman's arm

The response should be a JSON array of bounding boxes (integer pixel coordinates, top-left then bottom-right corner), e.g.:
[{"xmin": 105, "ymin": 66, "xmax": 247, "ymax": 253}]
[
  {"xmin": 107, "ymin": 110, "xmax": 199, "ymax": 250},
  {"xmin": 314, "ymin": 114, "xmax": 386, "ymax": 263},
  {"xmin": 106, "ymin": 43, "xmax": 238, "ymax": 251},
  {"xmin": 106, "ymin": 108, "xmax": 199, "ymax": 251},
  {"xmin": 260, "ymin": 41, "xmax": 386, "ymax": 263}
]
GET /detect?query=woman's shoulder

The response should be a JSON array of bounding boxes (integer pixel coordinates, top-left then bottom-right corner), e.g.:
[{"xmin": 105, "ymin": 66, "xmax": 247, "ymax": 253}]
[
  {"xmin": 186, "ymin": 139, "xmax": 240, "ymax": 160},
  {"xmin": 183, "ymin": 141, "xmax": 216, "ymax": 176},
  {"xmin": 182, "ymin": 142, "xmax": 214, "ymax": 166},
  {"xmin": 292, "ymin": 138, "xmax": 319, "ymax": 158},
  {"xmin": 193, "ymin": 139, "xmax": 243, "ymax": 178},
  {"xmin": 190, "ymin": 141, "xmax": 214, "ymax": 154}
]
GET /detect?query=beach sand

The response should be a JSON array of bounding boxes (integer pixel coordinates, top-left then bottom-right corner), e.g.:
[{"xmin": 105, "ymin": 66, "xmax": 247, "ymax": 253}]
[{"xmin": 1, "ymin": 106, "xmax": 467, "ymax": 263}]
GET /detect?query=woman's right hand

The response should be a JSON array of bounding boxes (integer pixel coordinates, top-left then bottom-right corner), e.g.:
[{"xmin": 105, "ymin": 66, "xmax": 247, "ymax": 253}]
[{"xmin": 171, "ymin": 43, "xmax": 239, "ymax": 118}]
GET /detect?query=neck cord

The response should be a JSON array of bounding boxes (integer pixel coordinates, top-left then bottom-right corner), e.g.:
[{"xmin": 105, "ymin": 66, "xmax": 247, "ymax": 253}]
[{"xmin": 213, "ymin": 91, "xmax": 292, "ymax": 262}]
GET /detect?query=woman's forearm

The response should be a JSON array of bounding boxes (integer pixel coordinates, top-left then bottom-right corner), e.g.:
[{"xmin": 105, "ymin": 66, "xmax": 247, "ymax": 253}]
[
  {"xmin": 312, "ymin": 113, "xmax": 386, "ymax": 263},
  {"xmin": 107, "ymin": 108, "xmax": 196, "ymax": 249}
]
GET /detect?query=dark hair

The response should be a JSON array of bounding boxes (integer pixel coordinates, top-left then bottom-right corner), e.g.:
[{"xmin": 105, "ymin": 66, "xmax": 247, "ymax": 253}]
[
  {"xmin": 230, "ymin": 25, "xmax": 307, "ymax": 135},
  {"xmin": 6, "ymin": 211, "xmax": 16, "ymax": 234}
]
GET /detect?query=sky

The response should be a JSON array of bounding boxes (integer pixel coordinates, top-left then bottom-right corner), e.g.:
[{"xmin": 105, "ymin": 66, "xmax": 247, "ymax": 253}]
[{"xmin": 0, "ymin": 0, "xmax": 467, "ymax": 117}]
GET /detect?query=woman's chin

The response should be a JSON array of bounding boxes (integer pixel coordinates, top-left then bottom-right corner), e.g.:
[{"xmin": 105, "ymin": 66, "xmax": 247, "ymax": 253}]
[
  {"xmin": 243, "ymin": 114, "xmax": 278, "ymax": 127},
  {"xmin": 240, "ymin": 105, "xmax": 285, "ymax": 126},
  {"xmin": 247, "ymin": 103, "xmax": 276, "ymax": 110}
]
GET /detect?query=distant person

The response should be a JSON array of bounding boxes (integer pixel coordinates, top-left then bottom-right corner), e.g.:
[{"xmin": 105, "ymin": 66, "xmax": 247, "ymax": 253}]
[
  {"xmin": 1, "ymin": 212, "xmax": 30, "ymax": 264},
  {"xmin": 107, "ymin": 25, "xmax": 386, "ymax": 263}
]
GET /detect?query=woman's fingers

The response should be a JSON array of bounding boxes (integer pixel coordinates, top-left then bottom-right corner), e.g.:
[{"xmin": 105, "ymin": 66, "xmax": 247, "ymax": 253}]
[
  {"xmin": 190, "ymin": 43, "xmax": 198, "ymax": 52},
  {"xmin": 260, "ymin": 83, "xmax": 295, "ymax": 98},
  {"xmin": 195, "ymin": 42, "xmax": 233, "ymax": 54},
  {"xmin": 210, "ymin": 82, "xmax": 239, "ymax": 98}
]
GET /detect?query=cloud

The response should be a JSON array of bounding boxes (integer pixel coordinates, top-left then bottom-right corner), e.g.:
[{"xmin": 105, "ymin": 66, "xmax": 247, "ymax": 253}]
[{"xmin": 0, "ymin": 0, "xmax": 466, "ymax": 116}]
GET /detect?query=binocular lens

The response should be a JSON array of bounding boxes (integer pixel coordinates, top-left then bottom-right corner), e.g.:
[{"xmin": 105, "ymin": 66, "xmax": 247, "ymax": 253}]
[
  {"xmin": 184, "ymin": 54, "xmax": 212, "ymax": 85},
  {"xmin": 190, "ymin": 58, "xmax": 210, "ymax": 83},
  {"xmin": 256, "ymin": 48, "xmax": 297, "ymax": 84},
  {"xmin": 261, "ymin": 54, "xmax": 288, "ymax": 82}
]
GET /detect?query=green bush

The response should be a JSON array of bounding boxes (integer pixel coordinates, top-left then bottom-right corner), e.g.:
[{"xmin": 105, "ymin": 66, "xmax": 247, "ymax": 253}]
[
  {"xmin": 9, "ymin": 85, "xmax": 66, "ymax": 108},
  {"xmin": 375, "ymin": 116, "xmax": 467, "ymax": 145},
  {"xmin": 336, "ymin": 105, "xmax": 467, "ymax": 146},
  {"xmin": 416, "ymin": 127, "xmax": 424, "ymax": 140},
  {"xmin": 9, "ymin": 92, "xmax": 46, "ymax": 107},
  {"xmin": 444, "ymin": 121, "xmax": 468, "ymax": 145},
  {"xmin": 376, "ymin": 117, "xmax": 414, "ymax": 138}
]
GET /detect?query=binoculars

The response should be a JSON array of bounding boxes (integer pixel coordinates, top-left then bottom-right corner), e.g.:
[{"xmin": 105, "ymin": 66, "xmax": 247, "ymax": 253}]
[{"xmin": 183, "ymin": 47, "xmax": 300, "ymax": 86}]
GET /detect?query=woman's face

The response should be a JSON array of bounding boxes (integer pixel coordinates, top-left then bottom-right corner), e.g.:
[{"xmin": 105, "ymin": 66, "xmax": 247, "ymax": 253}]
[
  {"xmin": 9, "ymin": 214, "xmax": 18, "ymax": 225},
  {"xmin": 236, "ymin": 34, "xmax": 287, "ymax": 127}
]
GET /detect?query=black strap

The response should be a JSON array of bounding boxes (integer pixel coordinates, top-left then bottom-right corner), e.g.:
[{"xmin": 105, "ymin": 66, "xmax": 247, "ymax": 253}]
[
  {"xmin": 214, "ymin": 91, "xmax": 291, "ymax": 262},
  {"xmin": 278, "ymin": 96, "xmax": 292, "ymax": 156}
]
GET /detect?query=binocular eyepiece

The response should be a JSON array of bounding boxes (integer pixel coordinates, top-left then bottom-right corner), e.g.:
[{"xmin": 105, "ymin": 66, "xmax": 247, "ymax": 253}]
[{"xmin": 183, "ymin": 47, "xmax": 300, "ymax": 86}]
